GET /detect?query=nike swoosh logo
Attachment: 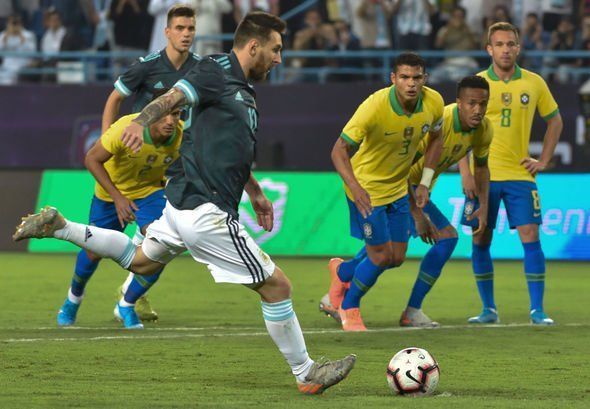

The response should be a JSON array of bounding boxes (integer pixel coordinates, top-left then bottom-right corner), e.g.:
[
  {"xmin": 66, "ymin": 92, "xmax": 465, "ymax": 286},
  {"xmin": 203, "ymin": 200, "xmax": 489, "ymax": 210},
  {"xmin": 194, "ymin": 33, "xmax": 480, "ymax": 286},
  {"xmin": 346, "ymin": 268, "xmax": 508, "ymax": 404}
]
[
  {"xmin": 385, "ymin": 131, "xmax": 398, "ymax": 136},
  {"xmin": 533, "ymin": 212, "xmax": 541, "ymax": 217}
]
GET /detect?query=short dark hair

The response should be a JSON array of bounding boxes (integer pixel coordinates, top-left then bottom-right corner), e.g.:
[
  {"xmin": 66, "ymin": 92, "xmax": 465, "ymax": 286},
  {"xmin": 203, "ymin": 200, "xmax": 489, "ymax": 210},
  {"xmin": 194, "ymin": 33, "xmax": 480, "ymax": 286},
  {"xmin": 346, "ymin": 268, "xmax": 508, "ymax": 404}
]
[
  {"xmin": 457, "ymin": 75, "xmax": 490, "ymax": 97},
  {"xmin": 234, "ymin": 12, "xmax": 286, "ymax": 48},
  {"xmin": 392, "ymin": 52, "xmax": 426, "ymax": 73},
  {"xmin": 487, "ymin": 22, "xmax": 519, "ymax": 45},
  {"xmin": 167, "ymin": 4, "xmax": 196, "ymax": 27},
  {"xmin": 452, "ymin": 6, "xmax": 467, "ymax": 17}
]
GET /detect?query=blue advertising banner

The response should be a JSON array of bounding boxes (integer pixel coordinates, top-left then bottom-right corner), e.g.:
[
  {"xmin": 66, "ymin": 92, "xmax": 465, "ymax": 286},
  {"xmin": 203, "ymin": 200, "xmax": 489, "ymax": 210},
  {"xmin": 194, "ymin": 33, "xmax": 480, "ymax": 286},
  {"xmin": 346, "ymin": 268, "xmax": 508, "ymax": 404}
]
[{"xmin": 412, "ymin": 174, "xmax": 590, "ymax": 260}]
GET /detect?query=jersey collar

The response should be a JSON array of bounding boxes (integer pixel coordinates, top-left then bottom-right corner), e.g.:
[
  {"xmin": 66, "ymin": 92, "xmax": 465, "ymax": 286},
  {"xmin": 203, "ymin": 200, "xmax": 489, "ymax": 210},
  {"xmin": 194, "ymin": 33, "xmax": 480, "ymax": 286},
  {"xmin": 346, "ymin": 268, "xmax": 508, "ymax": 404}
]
[
  {"xmin": 389, "ymin": 86, "xmax": 423, "ymax": 117},
  {"xmin": 486, "ymin": 64, "xmax": 522, "ymax": 82},
  {"xmin": 229, "ymin": 51, "xmax": 247, "ymax": 83},
  {"xmin": 453, "ymin": 105, "xmax": 475, "ymax": 134}
]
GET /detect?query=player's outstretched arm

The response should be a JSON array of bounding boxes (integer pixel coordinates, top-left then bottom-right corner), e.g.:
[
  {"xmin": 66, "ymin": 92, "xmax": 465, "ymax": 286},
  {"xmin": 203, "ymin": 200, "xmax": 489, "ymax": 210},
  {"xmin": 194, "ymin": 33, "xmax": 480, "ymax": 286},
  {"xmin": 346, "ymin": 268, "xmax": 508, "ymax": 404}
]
[
  {"xmin": 101, "ymin": 90, "xmax": 125, "ymax": 134},
  {"xmin": 84, "ymin": 141, "xmax": 138, "ymax": 228},
  {"xmin": 331, "ymin": 137, "xmax": 372, "ymax": 217},
  {"xmin": 470, "ymin": 161, "xmax": 490, "ymax": 236},
  {"xmin": 415, "ymin": 128, "xmax": 443, "ymax": 207},
  {"xmin": 521, "ymin": 113, "xmax": 563, "ymax": 176},
  {"xmin": 245, "ymin": 173, "xmax": 274, "ymax": 232},
  {"xmin": 121, "ymin": 88, "xmax": 187, "ymax": 153},
  {"xmin": 408, "ymin": 181, "xmax": 439, "ymax": 244},
  {"xmin": 458, "ymin": 155, "xmax": 476, "ymax": 199}
]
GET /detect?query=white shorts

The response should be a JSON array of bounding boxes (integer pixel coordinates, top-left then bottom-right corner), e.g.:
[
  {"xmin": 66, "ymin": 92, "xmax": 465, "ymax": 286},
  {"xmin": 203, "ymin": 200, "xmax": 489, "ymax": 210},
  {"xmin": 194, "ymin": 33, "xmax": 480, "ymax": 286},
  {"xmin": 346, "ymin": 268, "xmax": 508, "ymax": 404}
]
[{"xmin": 143, "ymin": 201, "xmax": 275, "ymax": 284}]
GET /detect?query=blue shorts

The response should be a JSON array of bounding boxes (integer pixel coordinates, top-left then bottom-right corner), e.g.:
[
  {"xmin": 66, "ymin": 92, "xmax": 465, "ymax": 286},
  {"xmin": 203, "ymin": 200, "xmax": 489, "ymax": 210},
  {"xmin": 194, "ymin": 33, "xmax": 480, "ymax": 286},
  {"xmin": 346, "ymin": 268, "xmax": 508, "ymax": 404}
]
[
  {"xmin": 409, "ymin": 200, "xmax": 452, "ymax": 238},
  {"xmin": 89, "ymin": 189, "xmax": 166, "ymax": 232},
  {"xmin": 347, "ymin": 195, "xmax": 410, "ymax": 245},
  {"xmin": 461, "ymin": 181, "xmax": 542, "ymax": 229}
]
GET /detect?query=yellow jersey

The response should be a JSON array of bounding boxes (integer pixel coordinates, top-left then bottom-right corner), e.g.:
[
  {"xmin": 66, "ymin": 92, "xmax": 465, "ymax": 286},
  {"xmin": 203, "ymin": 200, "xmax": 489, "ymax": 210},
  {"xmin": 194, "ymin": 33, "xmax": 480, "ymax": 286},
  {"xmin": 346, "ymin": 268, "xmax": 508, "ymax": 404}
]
[
  {"xmin": 95, "ymin": 114, "xmax": 183, "ymax": 202},
  {"xmin": 409, "ymin": 103, "xmax": 493, "ymax": 189},
  {"xmin": 341, "ymin": 85, "xmax": 444, "ymax": 206},
  {"xmin": 478, "ymin": 65, "xmax": 558, "ymax": 182}
]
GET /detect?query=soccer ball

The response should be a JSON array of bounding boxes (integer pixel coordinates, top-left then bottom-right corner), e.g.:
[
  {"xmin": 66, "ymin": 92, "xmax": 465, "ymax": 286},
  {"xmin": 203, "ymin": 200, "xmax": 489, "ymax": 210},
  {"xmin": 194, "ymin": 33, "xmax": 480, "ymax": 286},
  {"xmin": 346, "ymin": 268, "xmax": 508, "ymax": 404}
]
[{"xmin": 386, "ymin": 347, "xmax": 440, "ymax": 397}]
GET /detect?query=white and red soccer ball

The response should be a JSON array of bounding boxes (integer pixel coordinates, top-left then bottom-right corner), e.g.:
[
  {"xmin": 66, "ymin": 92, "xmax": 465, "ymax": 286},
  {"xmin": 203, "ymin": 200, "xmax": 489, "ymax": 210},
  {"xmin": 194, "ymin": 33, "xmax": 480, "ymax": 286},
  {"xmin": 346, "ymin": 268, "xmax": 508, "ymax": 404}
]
[{"xmin": 386, "ymin": 347, "xmax": 440, "ymax": 397}]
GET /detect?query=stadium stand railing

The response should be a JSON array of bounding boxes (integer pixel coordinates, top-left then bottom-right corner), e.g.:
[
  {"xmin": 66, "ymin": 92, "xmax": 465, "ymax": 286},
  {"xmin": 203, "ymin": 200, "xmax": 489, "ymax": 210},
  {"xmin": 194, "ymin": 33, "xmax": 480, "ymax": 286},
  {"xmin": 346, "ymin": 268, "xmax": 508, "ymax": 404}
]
[{"xmin": 2, "ymin": 49, "xmax": 590, "ymax": 84}]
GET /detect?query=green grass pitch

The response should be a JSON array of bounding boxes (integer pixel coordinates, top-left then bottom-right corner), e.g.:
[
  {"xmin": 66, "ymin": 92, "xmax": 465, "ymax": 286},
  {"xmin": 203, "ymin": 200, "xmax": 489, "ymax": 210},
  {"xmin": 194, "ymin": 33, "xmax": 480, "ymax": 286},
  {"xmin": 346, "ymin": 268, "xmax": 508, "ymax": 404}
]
[{"xmin": 1, "ymin": 253, "xmax": 589, "ymax": 408}]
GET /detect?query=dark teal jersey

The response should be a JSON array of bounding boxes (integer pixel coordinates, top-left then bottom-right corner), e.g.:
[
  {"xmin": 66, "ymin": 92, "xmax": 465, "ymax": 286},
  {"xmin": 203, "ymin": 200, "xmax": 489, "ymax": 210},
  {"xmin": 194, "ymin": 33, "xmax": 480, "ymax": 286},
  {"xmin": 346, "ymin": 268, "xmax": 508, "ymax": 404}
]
[
  {"xmin": 165, "ymin": 52, "xmax": 259, "ymax": 218},
  {"xmin": 114, "ymin": 49, "xmax": 201, "ymax": 127}
]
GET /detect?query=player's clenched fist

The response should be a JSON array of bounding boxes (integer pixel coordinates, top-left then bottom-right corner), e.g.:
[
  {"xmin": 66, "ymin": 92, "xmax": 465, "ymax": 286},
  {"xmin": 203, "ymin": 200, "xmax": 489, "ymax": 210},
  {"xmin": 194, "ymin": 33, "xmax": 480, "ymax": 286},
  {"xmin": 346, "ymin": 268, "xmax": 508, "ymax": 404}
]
[{"xmin": 121, "ymin": 121, "xmax": 145, "ymax": 153}]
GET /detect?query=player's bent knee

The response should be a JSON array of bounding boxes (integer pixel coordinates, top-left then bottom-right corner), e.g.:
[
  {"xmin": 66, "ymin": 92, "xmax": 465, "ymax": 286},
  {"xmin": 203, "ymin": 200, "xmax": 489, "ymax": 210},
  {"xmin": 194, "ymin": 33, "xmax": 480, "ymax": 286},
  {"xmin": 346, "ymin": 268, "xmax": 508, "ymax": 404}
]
[
  {"xmin": 85, "ymin": 250, "xmax": 101, "ymax": 262},
  {"xmin": 255, "ymin": 267, "xmax": 292, "ymax": 302},
  {"xmin": 390, "ymin": 254, "xmax": 405, "ymax": 268},
  {"xmin": 517, "ymin": 224, "xmax": 539, "ymax": 242},
  {"xmin": 440, "ymin": 225, "xmax": 458, "ymax": 239},
  {"xmin": 129, "ymin": 247, "xmax": 165, "ymax": 276}
]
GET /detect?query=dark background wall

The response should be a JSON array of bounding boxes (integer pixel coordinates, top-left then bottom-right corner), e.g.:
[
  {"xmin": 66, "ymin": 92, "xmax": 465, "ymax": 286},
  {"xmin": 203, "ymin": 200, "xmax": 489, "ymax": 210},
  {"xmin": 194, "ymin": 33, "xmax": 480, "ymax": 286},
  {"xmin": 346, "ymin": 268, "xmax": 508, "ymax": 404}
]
[
  {"xmin": 0, "ymin": 171, "xmax": 42, "ymax": 251},
  {"xmin": 0, "ymin": 83, "xmax": 587, "ymax": 171}
]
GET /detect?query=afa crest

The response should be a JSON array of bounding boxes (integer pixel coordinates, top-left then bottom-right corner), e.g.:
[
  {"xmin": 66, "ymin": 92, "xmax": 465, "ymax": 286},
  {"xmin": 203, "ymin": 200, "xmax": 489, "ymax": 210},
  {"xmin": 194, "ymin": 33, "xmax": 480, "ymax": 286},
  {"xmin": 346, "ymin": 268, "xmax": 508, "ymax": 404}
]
[
  {"xmin": 520, "ymin": 93, "xmax": 530, "ymax": 105},
  {"xmin": 501, "ymin": 92, "xmax": 512, "ymax": 106}
]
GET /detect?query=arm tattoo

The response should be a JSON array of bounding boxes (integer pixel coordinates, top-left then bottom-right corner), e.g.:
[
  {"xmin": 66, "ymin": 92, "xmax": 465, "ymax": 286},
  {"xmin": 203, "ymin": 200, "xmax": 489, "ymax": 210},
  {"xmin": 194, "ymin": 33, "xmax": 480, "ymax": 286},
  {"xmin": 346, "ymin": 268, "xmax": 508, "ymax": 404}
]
[{"xmin": 133, "ymin": 89, "xmax": 187, "ymax": 127}]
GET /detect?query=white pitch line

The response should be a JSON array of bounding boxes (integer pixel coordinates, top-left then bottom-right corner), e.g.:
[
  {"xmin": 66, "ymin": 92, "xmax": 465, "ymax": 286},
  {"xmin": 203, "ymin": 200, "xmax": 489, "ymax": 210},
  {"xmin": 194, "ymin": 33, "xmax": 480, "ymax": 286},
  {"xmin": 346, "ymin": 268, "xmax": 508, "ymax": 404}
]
[{"xmin": 1, "ymin": 323, "xmax": 588, "ymax": 344}]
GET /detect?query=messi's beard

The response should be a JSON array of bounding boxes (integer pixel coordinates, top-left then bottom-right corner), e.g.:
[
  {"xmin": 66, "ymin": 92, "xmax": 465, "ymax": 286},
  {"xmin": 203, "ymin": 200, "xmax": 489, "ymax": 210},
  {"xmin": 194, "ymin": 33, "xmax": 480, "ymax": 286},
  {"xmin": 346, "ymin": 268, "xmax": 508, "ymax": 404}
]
[{"xmin": 249, "ymin": 57, "xmax": 269, "ymax": 81}]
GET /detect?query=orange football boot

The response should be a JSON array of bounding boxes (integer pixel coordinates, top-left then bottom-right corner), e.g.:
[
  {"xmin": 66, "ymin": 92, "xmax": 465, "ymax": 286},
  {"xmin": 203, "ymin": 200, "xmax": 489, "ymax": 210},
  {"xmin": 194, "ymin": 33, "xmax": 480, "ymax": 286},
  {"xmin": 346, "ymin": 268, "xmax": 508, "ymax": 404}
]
[{"xmin": 339, "ymin": 307, "xmax": 367, "ymax": 332}]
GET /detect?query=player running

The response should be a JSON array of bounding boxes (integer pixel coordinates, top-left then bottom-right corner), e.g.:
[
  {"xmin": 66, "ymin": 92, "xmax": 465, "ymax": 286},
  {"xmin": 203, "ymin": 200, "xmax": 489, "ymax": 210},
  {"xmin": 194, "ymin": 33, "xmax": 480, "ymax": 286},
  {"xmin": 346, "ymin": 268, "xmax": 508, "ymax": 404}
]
[
  {"xmin": 14, "ymin": 12, "xmax": 355, "ymax": 394},
  {"xmin": 99, "ymin": 4, "xmax": 199, "ymax": 321},
  {"xmin": 400, "ymin": 75, "xmax": 492, "ymax": 327},
  {"xmin": 56, "ymin": 96, "xmax": 183, "ymax": 329},
  {"xmin": 459, "ymin": 22, "xmax": 563, "ymax": 325},
  {"xmin": 320, "ymin": 52, "xmax": 445, "ymax": 331}
]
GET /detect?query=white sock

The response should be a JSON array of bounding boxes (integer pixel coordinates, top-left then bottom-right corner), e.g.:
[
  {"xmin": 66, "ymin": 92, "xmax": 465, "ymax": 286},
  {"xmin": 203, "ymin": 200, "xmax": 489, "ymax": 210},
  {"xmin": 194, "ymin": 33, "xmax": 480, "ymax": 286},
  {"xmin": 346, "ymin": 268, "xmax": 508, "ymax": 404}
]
[
  {"xmin": 262, "ymin": 299, "xmax": 314, "ymax": 382},
  {"xmin": 67, "ymin": 288, "xmax": 83, "ymax": 304},
  {"xmin": 121, "ymin": 273, "xmax": 135, "ymax": 293},
  {"xmin": 119, "ymin": 299, "xmax": 134, "ymax": 307},
  {"xmin": 54, "ymin": 220, "xmax": 136, "ymax": 269}
]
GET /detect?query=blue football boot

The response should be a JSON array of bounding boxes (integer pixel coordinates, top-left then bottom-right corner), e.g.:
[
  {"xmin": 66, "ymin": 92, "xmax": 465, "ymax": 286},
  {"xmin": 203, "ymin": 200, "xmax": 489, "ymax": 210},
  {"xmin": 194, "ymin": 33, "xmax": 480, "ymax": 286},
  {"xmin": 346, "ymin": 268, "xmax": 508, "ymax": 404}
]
[
  {"xmin": 467, "ymin": 308, "xmax": 499, "ymax": 324},
  {"xmin": 114, "ymin": 303, "xmax": 144, "ymax": 329},
  {"xmin": 57, "ymin": 299, "xmax": 80, "ymax": 326},
  {"xmin": 530, "ymin": 309, "xmax": 555, "ymax": 325}
]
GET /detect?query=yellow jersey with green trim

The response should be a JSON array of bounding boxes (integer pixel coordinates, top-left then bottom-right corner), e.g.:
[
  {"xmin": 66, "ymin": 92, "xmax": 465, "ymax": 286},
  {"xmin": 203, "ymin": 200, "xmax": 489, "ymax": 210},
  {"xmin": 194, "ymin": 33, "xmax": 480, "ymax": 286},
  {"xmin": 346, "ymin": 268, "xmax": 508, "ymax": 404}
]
[
  {"xmin": 341, "ymin": 85, "xmax": 444, "ymax": 206},
  {"xmin": 95, "ymin": 113, "xmax": 183, "ymax": 202},
  {"xmin": 478, "ymin": 65, "xmax": 558, "ymax": 182},
  {"xmin": 409, "ymin": 103, "xmax": 493, "ymax": 189}
]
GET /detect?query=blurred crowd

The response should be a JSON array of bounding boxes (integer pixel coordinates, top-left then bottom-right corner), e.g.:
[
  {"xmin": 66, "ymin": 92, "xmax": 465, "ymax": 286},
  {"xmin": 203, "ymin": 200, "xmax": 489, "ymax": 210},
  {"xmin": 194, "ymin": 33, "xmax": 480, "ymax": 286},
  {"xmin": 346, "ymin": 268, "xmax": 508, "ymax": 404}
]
[{"xmin": 0, "ymin": 0, "xmax": 589, "ymax": 84}]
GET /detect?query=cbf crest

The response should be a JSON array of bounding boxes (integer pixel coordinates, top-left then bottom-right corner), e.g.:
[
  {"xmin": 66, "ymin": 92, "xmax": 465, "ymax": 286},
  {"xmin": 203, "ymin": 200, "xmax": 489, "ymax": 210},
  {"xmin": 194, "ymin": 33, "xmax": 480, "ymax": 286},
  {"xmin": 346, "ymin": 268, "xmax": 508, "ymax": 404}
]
[
  {"xmin": 520, "ymin": 93, "xmax": 530, "ymax": 105},
  {"xmin": 421, "ymin": 124, "xmax": 430, "ymax": 135},
  {"xmin": 501, "ymin": 92, "xmax": 512, "ymax": 106},
  {"xmin": 363, "ymin": 223, "xmax": 373, "ymax": 239}
]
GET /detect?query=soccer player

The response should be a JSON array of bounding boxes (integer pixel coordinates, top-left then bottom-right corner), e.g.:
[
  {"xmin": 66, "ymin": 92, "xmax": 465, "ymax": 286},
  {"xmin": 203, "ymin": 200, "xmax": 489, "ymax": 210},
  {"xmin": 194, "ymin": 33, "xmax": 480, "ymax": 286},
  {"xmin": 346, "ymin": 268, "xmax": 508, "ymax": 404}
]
[
  {"xmin": 100, "ymin": 4, "xmax": 200, "ymax": 321},
  {"xmin": 319, "ymin": 53, "xmax": 445, "ymax": 332},
  {"xmin": 56, "ymin": 97, "xmax": 183, "ymax": 329},
  {"xmin": 459, "ymin": 22, "xmax": 563, "ymax": 325},
  {"xmin": 400, "ymin": 75, "xmax": 492, "ymax": 327},
  {"xmin": 14, "ymin": 12, "xmax": 355, "ymax": 394}
]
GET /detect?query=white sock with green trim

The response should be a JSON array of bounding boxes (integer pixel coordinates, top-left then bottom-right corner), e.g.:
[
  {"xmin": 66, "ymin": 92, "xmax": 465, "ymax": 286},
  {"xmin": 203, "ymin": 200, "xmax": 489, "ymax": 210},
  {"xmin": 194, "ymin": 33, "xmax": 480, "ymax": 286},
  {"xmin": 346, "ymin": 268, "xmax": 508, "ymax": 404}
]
[
  {"xmin": 262, "ymin": 299, "xmax": 314, "ymax": 382},
  {"xmin": 54, "ymin": 221, "xmax": 136, "ymax": 269}
]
